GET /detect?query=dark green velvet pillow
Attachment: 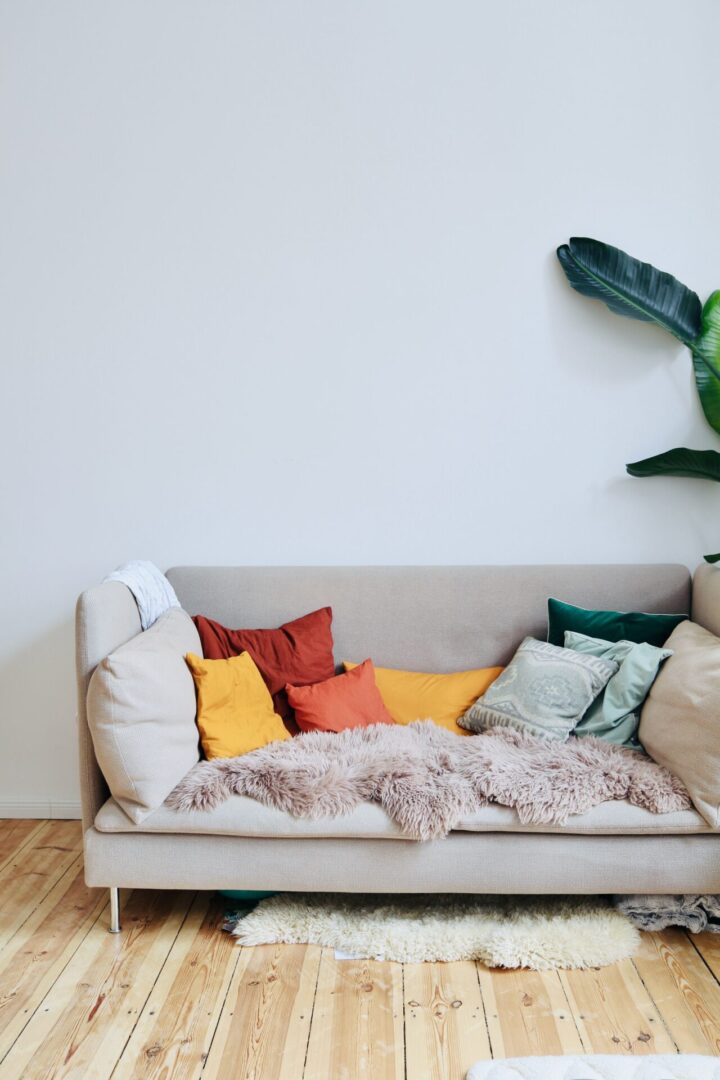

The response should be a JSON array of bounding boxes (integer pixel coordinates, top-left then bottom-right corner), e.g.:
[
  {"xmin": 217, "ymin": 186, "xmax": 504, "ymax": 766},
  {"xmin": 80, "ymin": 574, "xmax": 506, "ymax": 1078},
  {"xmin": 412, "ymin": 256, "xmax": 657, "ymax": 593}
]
[{"xmin": 547, "ymin": 598, "xmax": 687, "ymax": 649}]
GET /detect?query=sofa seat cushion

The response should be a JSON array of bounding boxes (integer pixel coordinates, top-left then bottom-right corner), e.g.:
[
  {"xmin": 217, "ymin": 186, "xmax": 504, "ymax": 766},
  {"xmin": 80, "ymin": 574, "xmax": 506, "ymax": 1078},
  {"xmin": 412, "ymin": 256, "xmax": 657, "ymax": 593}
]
[{"xmin": 94, "ymin": 795, "xmax": 709, "ymax": 839}]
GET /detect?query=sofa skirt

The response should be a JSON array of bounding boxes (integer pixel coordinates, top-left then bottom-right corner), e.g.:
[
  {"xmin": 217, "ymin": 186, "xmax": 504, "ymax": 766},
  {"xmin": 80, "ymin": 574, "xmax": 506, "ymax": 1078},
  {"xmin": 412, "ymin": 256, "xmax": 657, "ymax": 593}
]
[{"xmin": 83, "ymin": 828, "xmax": 720, "ymax": 894}]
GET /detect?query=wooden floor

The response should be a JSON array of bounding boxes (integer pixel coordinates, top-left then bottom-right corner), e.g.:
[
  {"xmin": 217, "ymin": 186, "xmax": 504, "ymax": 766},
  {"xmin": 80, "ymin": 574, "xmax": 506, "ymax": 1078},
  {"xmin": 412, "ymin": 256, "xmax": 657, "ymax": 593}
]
[{"xmin": 0, "ymin": 822, "xmax": 718, "ymax": 1079}]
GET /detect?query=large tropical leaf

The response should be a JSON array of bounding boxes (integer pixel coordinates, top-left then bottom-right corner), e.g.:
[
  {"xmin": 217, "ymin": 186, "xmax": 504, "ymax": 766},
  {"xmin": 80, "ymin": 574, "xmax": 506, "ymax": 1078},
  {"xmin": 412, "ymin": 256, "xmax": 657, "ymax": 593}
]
[
  {"xmin": 626, "ymin": 447, "xmax": 720, "ymax": 481},
  {"xmin": 557, "ymin": 238, "xmax": 702, "ymax": 345},
  {"xmin": 691, "ymin": 290, "xmax": 720, "ymax": 435}
]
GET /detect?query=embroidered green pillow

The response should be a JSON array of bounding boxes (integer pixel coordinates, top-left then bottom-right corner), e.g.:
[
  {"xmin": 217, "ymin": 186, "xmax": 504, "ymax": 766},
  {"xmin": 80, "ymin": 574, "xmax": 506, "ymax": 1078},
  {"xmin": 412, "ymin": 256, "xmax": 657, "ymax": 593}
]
[
  {"xmin": 547, "ymin": 598, "xmax": 686, "ymax": 649},
  {"xmin": 563, "ymin": 631, "xmax": 673, "ymax": 749},
  {"xmin": 458, "ymin": 637, "xmax": 617, "ymax": 742}
]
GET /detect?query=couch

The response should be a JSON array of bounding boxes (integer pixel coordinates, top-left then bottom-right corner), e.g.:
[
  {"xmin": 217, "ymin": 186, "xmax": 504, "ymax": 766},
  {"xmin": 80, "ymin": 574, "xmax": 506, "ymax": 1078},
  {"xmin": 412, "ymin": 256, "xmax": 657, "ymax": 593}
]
[{"xmin": 75, "ymin": 563, "xmax": 720, "ymax": 931}]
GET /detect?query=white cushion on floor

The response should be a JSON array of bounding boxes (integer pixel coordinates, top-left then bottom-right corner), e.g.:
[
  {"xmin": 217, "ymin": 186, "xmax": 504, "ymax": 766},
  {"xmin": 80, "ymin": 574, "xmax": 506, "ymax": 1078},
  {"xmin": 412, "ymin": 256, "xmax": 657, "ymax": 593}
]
[{"xmin": 466, "ymin": 1054, "xmax": 720, "ymax": 1080}]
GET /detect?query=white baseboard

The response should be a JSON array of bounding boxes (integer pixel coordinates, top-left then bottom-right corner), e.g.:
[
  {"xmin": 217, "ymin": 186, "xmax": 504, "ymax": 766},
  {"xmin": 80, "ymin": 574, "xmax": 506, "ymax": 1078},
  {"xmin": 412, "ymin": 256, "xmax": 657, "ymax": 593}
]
[{"xmin": 0, "ymin": 800, "xmax": 82, "ymax": 820}]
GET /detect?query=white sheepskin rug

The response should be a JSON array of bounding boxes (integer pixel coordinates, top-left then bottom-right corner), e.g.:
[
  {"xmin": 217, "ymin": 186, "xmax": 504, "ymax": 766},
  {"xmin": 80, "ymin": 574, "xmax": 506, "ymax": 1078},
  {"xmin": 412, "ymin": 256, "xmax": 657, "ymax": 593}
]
[
  {"xmin": 231, "ymin": 893, "xmax": 639, "ymax": 969},
  {"xmin": 466, "ymin": 1055, "xmax": 720, "ymax": 1079}
]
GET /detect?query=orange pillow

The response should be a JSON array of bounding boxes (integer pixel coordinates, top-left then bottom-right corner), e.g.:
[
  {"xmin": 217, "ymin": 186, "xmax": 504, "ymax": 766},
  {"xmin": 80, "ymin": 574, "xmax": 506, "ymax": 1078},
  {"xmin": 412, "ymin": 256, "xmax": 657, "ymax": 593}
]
[
  {"xmin": 185, "ymin": 651, "xmax": 290, "ymax": 759},
  {"xmin": 343, "ymin": 661, "xmax": 504, "ymax": 735},
  {"xmin": 286, "ymin": 659, "xmax": 395, "ymax": 734}
]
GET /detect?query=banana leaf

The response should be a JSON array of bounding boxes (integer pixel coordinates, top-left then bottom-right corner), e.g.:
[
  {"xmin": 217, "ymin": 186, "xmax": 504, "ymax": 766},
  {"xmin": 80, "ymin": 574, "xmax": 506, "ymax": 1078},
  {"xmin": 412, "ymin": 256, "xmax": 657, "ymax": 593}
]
[
  {"xmin": 691, "ymin": 290, "xmax": 720, "ymax": 435},
  {"xmin": 626, "ymin": 448, "xmax": 720, "ymax": 562},
  {"xmin": 557, "ymin": 238, "xmax": 702, "ymax": 345},
  {"xmin": 626, "ymin": 447, "xmax": 720, "ymax": 481}
]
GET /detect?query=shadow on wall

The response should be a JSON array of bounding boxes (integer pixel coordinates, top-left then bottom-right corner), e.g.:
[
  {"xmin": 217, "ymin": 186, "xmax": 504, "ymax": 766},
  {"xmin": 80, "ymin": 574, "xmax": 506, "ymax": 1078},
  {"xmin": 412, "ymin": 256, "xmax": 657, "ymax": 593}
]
[{"xmin": 0, "ymin": 617, "xmax": 79, "ymax": 814}]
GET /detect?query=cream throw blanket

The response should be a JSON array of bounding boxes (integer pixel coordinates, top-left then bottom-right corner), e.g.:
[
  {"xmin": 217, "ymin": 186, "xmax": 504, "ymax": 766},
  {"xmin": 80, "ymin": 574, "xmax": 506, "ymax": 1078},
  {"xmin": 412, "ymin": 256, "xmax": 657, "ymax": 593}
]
[{"xmin": 103, "ymin": 559, "xmax": 180, "ymax": 630}]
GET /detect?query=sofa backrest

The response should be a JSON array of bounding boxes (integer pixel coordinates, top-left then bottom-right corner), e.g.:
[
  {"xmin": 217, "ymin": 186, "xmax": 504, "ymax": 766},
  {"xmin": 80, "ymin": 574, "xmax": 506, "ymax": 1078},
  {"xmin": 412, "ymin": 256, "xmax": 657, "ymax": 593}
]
[{"xmin": 166, "ymin": 564, "xmax": 691, "ymax": 671}]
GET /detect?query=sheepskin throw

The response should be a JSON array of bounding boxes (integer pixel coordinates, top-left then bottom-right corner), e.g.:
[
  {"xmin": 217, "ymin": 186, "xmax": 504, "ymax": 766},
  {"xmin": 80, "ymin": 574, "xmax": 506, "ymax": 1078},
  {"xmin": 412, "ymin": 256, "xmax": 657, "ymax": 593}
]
[
  {"xmin": 168, "ymin": 721, "xmax": 689, "ymax": 840},
  {"xmin": 228, "ymin": 893, "xmax": 639, "ymax": 969},
  {"xmin": 614, "ymin": 893, "xmax": 720, "ymax": 934}
]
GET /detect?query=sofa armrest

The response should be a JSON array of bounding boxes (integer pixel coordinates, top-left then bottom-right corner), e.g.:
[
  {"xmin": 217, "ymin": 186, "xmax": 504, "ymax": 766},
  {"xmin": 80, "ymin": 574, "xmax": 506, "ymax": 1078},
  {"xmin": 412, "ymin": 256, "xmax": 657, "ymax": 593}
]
[
  {"xmin": 691, "ymin": 563, "xmax": 720, "ymax": 639},
  {"xmin": 75, "ymin": 581, "xmax": 142, "ymax": 831}
]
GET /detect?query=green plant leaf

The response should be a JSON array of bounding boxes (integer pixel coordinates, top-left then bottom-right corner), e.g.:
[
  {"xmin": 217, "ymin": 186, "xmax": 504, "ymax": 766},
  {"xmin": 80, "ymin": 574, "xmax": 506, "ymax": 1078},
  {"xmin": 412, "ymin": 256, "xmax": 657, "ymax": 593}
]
[
  {"xmin": 704, "ymin": 552, "xmax": 720, "ymax": 563},
  {"xmin": 691, "ymin": 290, "xmax": 720, "ymax": 435},
  {"xmin": 557, "ymin": 238, "xmax": 702, "ymax": 345},
  {"xmin": 626, "ymin": 447, "xmax": 720, "ymax": 480}
]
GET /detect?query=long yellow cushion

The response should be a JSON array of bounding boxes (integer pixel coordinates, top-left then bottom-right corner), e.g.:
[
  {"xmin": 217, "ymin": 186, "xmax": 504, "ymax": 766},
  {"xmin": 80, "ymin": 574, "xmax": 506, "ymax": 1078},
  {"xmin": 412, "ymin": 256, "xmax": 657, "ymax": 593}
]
[
  {"xmin": 343, "ymin": 661, "xmax": 503, "ymax": 736},
  {"xmin": 185, "ymin": 651, "xmax": 290, "ymax": 759}
]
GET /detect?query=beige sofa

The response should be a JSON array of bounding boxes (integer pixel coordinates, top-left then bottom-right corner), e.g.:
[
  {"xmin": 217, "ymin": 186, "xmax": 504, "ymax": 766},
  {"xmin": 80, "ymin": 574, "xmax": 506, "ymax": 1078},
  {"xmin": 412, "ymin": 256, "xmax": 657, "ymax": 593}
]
[{"xmin": 76, "ymin": 564, "xmax": 720, "ymax": 931}]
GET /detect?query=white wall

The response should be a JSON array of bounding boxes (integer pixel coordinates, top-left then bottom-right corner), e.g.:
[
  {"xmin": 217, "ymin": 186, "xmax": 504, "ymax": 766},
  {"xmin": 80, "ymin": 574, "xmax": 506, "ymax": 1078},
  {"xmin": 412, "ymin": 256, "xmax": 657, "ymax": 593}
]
[{"xmin": 1, "ymin": 0, "xmax": 719, "ymax": 814}]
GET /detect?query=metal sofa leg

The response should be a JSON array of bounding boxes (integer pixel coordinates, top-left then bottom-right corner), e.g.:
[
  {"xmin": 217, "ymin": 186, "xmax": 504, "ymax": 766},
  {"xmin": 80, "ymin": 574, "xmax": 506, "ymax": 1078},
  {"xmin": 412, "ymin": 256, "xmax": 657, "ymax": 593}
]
[{"xmin": 109, "ymin": 887, "xmax": 121, "ymax": 933}]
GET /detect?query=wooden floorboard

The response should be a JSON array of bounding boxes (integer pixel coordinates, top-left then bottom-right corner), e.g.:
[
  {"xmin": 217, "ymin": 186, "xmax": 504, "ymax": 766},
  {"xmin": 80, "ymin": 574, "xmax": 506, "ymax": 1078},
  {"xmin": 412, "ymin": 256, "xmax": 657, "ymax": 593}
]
[
  {"xmin": 112, "ymin": 892, "xmax": 239, "ymax": 1080},
  {"xmin": 0, "ymin": 857, "xmax": 106, "ymax": 1060},
  {"xmin": 0, "ymin": 888, "xmax": 193, "ymax": 1079},
  {"xmin": 303, "ymin": 950, "xmax": 404, "ymax": 1080},
  {"xmin": 0, "ymin": 821, "xmax": 45, "ymax": 873},
  {"xmin": 559, "ymin": 957, "xmax": 677, "ymax": 1055},
  {"xmin": 478, "ymin": 966, "xmax": 586, "ymax": 1059},
  {"xmin": 692, "ymin": 931, "xmax": 720, "ymax": 986},
  {"xmin": 204, "ymin": 943, "xmax": 323, "ymax": 1080},
  {"xmin": 404, "ymin": 959, "xmax": 491, "ymax": 1077},
  {"xmin": 0, "ymin": 821, "xmax": 83, "ymax": 954},
  {"xmin": 631, "ymin": 929, "xmax": 720, "ymax": 1055},
  {"xmin": 0, "ymin": 819, "xmax": 718, "ymax": 1078}
]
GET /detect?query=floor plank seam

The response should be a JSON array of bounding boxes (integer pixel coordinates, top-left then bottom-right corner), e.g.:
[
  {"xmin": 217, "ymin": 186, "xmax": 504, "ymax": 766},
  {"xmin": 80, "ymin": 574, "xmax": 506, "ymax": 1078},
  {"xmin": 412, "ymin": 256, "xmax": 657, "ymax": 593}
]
[
  {"xmin": 685, "ymin": 931, "xmax": 720, "ymax": 990},
  {"xmin": 0, "ymin": 852, "xmax": 85, "ymax": 964},
  {"xmin": 0, "ymin": 822, "xmax": 81, "ymax": 893},
  {"xmin": 300, "ymin": 946, "xmax": 324, "ymax": 1080},
  {"xmin": 555, "ymin": 968, "xmax": 587, "ymax": 1055},
  {"xmin": 198, "ymin": 931, "xmax": 244, "ymax": 1077},
  {"xmin": 473, "ymin": 961, "xmax": 496, "ymax": 1060},
  {"xmin": 400, "ymin": 963, "xmax": 408, "ymax": 1080},
  {"xmin": 0, "ymin": 822, "xmax": 47, "ymax": 876},
  {"xmin": 629, "ymin": 951, "xmax": 680, "ymax": 1053},
  {"xmin": 109, "ymin": 890, "xmax": 199, "ymax": 1080}
]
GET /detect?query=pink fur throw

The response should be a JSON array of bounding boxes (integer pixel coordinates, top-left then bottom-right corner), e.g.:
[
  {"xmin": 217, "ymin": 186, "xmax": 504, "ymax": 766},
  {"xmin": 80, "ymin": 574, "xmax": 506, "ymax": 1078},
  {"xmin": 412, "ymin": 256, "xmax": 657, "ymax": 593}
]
[{"xmin": 167, "ymin": 721, "xmax": 691, "ymax": 841}]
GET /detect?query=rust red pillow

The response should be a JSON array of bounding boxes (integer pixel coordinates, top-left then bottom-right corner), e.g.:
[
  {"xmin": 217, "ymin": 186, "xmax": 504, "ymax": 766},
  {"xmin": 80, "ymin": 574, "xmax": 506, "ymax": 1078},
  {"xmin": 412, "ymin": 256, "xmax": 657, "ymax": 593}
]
[
  {"xmin": 286, "ymin": 659, "xmax": 394, "ymax": 734},
  {"xmin": 192, "ymin": 607, "xmax": 334, "ymax": 734}
]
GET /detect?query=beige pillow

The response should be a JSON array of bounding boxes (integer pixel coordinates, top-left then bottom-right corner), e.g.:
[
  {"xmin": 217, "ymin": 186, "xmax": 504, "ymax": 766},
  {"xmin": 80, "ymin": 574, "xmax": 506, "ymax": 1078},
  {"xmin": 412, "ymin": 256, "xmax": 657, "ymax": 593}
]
[
  {"xmin": 87, "ymin": 608, "xmax": 201, "ymax": 823},
  {"xmin": 639, "ymin": 620, "xmax": 720, "ymax": 828}
]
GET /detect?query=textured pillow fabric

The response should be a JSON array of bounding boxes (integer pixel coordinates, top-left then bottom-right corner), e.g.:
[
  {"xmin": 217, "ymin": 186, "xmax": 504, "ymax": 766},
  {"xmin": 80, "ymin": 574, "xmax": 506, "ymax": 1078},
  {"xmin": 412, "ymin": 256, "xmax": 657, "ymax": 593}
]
[
  {"xmin": 343, "ymin": 661, "xmax": 503, "ymax": 736},
  {"xmin": 547, "ymin": 598, "xmax": 687, "ymax": 648},
  {"xmin": 287, "ymin": 659, "xmax": 394, "ymax": 734},
  {"xmin": 458, "ymin": 637, "xmax": 618, "ymax": 741},
  {"xmin": 192, "ymin": 607, "xmax": 334, "ymax": 732},
  {"xmin": 564, "ymin": 631, "xmax": 673, "ymax": 749},
  {"xmin": 185, "ymin": 652, "xmax": 290, "ymax": 760},
  {"xmin": 639, "ymin": 620, "xmax": 719, "ymax": 828},
  {"xmin": 87, "ymin": 609, "xmax": 201, "ymax": 823}
]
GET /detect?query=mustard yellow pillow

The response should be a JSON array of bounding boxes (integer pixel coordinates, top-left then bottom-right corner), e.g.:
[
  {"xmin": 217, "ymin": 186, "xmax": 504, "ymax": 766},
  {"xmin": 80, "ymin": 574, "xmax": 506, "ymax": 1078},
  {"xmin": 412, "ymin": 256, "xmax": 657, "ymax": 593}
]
[
  {"xmin": 185, "ymin": 652, "xmax": 290, "ymax": 759},
  {"xmin": 343, "ymin": 661, "xmax": 503, "ymax": 736}
]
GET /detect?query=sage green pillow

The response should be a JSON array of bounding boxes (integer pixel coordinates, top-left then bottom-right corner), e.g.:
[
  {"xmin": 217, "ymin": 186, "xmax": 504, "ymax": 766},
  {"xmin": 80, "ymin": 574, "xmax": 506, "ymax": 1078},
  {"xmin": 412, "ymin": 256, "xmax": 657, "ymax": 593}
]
[
  {"xmin": 564, "ymin": 630, "xmax": 672, "ymax": 749},
  {"xmin": 547, "ymin": 598, "xmax": 686, "ymax": 648},
  {"xmin": 458, "ymin": 636, "xmax": 618, "ymax": 741}
]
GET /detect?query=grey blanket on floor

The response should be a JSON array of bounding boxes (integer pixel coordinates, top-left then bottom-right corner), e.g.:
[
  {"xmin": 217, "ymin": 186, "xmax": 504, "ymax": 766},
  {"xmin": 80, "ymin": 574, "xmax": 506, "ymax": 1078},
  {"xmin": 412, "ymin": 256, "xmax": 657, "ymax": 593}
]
[
  {"xmin": 614, "ymin": 894, "xmax": 720, "ymax": 934},
  {"xmin": 168, "ymin": 720, "xmax": 690, "ymax": 841}
]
